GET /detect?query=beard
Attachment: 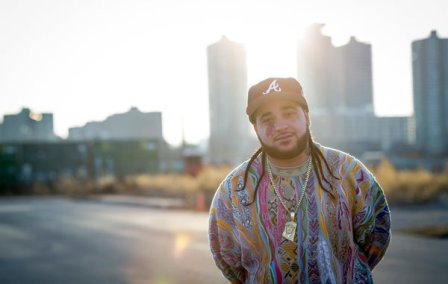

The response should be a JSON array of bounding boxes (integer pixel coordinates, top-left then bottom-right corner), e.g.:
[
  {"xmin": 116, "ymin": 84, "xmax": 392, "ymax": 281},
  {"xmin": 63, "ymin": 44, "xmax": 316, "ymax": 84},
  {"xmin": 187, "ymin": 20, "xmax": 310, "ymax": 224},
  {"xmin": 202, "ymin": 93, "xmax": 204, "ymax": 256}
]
[{"xmin": 259, "ymin": 127, "xmax": 310, "ymax": 160}]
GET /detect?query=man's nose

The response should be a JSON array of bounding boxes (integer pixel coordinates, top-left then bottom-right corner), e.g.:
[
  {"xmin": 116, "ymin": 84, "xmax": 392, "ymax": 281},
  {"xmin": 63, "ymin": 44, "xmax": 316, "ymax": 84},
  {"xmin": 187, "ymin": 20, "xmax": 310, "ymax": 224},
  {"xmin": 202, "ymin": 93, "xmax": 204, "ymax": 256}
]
[{"xmin": 274, "ymin": 121, "xmax": 288, "ymax": 131}]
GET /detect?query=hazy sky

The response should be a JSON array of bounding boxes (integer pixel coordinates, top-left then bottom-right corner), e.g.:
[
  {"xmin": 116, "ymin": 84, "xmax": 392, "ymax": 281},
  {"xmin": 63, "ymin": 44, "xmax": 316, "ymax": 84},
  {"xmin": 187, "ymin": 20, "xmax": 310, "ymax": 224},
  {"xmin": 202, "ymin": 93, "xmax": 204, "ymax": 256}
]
[{"xmin": 0, "ymin": 0, "xmax": 447, "ymax": 145}]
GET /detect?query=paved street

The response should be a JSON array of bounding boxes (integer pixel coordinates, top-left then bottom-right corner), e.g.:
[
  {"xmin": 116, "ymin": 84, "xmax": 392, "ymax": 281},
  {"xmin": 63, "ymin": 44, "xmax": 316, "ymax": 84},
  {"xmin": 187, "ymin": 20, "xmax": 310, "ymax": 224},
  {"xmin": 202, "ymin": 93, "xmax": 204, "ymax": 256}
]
[
  {"xmin": 0, "ymin": 197, "xmax": 227, "ymax": 284},
  {"xmin": 0, "ymin": 197, "xmax": 447, "ymax": 284}
]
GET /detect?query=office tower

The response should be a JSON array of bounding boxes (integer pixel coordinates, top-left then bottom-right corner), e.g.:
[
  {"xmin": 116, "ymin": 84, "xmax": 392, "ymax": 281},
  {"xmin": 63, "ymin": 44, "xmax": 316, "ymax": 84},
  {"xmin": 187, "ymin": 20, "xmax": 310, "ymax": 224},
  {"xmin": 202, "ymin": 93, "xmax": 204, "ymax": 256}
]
[
  {"xmin": 297, "ymin": 24, "xmax": 337, "ymax": 110},
  {"xmin": 298, "ymin": 24, "xmax": 410, "ymax": 153},
  {"xmin": 298, "ymin": 24, "xmax": 374, "ymax": 112},
  {"xmin": 336, "ymin": 36, "xmax": 374, "ymax": 112},
  {"xmin": 207, "ymin": 36, "xmax": 251, "ymax": 165},
  {"xmin": 412, "ymin": 30, "xmax": 448, "ymax": 155}
]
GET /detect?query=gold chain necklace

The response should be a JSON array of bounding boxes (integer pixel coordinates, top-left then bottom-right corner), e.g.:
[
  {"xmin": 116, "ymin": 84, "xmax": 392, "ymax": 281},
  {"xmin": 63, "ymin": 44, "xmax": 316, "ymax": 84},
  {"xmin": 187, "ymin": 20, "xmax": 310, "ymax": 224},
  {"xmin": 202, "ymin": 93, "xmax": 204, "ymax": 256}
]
[{"xmin": 266, "ymin": 157, "xmax": 312, "ymax": 242}]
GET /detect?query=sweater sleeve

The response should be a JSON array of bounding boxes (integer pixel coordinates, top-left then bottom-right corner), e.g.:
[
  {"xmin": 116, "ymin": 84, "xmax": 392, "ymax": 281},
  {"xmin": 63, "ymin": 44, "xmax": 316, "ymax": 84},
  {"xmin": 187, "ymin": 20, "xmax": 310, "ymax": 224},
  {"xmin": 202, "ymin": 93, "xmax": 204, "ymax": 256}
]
[
  {"xmin": 209, "ymin": 181, "xmax": 246, "ymax": 283},
  {"xmin": 352, "ymin": 163, "xmax": 391, "ymax": 270}
]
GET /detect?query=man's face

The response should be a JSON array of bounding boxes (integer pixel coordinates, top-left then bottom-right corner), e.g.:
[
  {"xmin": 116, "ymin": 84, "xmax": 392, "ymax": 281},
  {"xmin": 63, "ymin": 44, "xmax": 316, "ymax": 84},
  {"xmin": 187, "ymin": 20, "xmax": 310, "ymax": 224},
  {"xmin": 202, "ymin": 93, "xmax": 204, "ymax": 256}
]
[{"xmin": 253, "ymin": 99, "xmax": 310, "ymax": 160}]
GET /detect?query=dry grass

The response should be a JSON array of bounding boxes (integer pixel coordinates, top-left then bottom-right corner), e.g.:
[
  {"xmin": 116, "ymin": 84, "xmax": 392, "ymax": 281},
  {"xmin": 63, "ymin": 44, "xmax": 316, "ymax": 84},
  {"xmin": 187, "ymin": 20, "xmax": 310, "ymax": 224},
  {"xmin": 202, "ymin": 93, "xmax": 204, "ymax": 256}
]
[
  {"xmin": 398, "ymin": 225, "xmax": 448, "ymax": 239},
  {"xmin": 122, "ymin": 166, "xmax": 233, "ymax": 208},
  {"xmin": 372, "ymin": 158, "xmax": 448, "ymax": 205},
  {"xmin": 22, "ymin": 159, "xmax": 448, "ymax": 207},
  {"xmin": 121, "ymin": 165, "xmax": 231, "ymax": 195},
  {"xmin": 26, "ymin": 165, "xmax": 234, "ymax": 208}
]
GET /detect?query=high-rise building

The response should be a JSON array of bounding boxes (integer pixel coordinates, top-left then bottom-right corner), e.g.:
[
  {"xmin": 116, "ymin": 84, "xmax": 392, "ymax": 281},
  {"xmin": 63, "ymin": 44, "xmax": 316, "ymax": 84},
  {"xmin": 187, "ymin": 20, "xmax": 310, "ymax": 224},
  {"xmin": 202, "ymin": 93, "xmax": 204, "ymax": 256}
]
[
  {"xmin": 298, "ymin": 24, "xmax": 337, "ymax": 111},
  {"xmin": 298, "ymin": 24, "xmax": 409, "ymax": 153},
  {"xmin": 0, "ymin": 108, "xmax": 57, "ymax": 142},
  {"xmin": 336, "ymin": 36, "xmax": 374, "ymax": 112},
  {"xmin": 298, "ymin": 24, "xmax": 374, "ymax": 112},
  {"xmin": 207, "ymin": 36, "xmax": 253, "ymax": 165},
  {"xmin": 412, "ymin": 30, "xmax": 448, "ymax": 155}
]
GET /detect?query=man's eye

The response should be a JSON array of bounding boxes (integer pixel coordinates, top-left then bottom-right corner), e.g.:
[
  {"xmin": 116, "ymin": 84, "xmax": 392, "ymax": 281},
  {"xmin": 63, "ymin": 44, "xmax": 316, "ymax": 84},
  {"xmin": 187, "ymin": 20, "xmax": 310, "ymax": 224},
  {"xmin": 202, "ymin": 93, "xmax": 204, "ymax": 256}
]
[{"xmin": 262, "ymin": 118, "xmax": 273, "ymax": 124}]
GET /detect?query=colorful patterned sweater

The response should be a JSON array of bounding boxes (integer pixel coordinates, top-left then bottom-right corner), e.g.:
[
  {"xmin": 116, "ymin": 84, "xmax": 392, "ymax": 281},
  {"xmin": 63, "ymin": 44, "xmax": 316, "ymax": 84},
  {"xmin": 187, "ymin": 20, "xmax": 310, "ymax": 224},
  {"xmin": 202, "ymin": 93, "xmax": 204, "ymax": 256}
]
[{"xmin": 209, "ymin": 145, "xmax": 391, "ymax": 283}]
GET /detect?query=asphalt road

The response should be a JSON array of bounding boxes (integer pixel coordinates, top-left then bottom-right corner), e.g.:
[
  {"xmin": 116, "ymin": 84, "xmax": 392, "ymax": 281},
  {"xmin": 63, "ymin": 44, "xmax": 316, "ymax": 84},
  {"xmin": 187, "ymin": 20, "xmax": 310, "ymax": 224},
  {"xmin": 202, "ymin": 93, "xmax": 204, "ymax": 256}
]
[{"xmin": 0, "ymin": 197, "xmax": 447, "ymax": 284}]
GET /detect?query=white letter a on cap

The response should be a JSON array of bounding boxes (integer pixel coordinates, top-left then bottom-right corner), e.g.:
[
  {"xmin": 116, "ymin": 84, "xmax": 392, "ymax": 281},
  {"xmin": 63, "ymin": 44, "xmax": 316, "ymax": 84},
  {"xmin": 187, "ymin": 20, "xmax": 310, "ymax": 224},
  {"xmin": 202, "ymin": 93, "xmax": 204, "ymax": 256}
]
[{"xmin": 262, "ymin": 79, "xmax": 281, "ymax": 95}]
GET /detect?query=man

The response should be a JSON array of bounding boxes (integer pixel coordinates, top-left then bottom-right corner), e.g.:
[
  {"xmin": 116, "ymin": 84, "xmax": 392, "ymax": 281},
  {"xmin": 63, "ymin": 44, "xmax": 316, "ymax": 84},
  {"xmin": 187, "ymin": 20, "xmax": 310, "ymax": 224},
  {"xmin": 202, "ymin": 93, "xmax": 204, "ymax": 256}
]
[{"xmin": 208, "ymin": 77, "xmax": 391, "ymax": 283}]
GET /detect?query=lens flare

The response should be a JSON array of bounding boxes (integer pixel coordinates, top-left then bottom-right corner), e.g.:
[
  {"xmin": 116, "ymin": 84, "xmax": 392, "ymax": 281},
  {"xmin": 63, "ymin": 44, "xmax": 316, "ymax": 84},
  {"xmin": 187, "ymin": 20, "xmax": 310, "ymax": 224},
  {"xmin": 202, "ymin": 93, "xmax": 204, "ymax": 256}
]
[{"xmin": 173, "ymin": 232, "xmax": 190, "ymax": 258}]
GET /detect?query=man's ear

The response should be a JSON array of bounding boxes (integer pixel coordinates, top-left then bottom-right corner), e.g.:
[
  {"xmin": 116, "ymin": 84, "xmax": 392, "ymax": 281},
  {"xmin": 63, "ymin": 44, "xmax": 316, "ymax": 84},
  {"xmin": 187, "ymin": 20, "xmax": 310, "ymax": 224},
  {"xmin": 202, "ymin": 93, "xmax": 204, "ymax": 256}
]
[{"xmin": 252, "ymin": 122, "xmax": 258, "ymax": 134}]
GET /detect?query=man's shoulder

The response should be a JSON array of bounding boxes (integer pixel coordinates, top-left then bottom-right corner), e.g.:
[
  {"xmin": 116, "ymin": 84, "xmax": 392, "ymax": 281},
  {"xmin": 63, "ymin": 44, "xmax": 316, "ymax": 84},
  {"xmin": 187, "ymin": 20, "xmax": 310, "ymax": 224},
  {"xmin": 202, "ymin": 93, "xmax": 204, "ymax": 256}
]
[
  {"xmin": 223, "ymin": 156, "xmax": 259, "ymax": 183},
  {"xmin": 318, "ymin": 143, "xmax": 374, "ymax": 179},
  {"xmin": 317, "ymin": 143, "xmax": 355, "ymax": 164},
  {"xmin": 318, "ymin": 143, "xmax": 372, "ymax": 174},
  {"xmin": 212, "ymin": 158, "xmax": 255, "ymax": 205}
]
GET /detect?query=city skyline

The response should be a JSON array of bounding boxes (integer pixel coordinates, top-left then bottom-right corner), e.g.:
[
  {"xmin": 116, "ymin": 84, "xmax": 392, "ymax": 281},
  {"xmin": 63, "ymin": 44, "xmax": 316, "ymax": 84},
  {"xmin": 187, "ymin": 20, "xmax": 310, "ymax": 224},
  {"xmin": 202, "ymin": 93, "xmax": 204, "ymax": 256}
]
[{"xmin": 0, "ymin": 0, "xmax": 447, "ymax": 145}]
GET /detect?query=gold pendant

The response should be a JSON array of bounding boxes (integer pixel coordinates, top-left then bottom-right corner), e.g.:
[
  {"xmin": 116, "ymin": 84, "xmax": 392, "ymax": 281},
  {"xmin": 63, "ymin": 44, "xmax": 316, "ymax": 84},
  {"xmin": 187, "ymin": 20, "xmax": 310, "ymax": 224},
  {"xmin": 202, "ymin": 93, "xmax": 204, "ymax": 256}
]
[
  {"xmin": 282, "ymin": 211, "xmax": 296, "ymax": 241},
  {"xmin": 283, "ymin": 221, "xmax": 296, "ymax": 241}
]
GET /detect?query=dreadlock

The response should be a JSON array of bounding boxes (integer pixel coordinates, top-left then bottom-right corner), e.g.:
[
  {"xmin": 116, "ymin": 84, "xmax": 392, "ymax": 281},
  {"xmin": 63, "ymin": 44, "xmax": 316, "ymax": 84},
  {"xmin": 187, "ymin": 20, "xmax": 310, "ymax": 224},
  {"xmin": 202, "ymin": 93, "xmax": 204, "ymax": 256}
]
[{"xmin": 236, "ymin": 129, "xmax": 340, "ymax": 206}]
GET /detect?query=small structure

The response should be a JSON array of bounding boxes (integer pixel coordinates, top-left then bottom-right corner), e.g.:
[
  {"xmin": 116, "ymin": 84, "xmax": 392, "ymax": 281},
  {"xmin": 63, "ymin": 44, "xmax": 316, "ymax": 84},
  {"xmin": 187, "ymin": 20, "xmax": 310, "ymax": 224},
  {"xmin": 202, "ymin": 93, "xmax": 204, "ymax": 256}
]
[{"xmin": 183, "ymin": 147, "xmax": 203, "ymax": 176}]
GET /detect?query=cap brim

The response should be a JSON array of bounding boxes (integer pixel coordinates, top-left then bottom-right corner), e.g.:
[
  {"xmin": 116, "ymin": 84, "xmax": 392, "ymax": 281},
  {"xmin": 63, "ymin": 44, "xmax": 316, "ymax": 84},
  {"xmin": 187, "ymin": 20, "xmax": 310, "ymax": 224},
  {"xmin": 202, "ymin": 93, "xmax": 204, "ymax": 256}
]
[{"xmin": 246, "ymin": 92, "xmax": 308, "ymax": 120}]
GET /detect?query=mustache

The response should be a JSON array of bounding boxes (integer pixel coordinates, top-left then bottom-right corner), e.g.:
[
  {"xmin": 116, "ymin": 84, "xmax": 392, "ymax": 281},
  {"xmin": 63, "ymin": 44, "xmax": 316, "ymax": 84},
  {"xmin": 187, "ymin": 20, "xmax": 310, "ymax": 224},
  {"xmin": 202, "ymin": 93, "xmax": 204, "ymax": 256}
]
[
  {"xmin": 273, "ymin": 132, "xmax": 296, "ymax": 142},
  {"xmin": 257, "ymin": 128, "xmax": 311, "ymax": 160}
]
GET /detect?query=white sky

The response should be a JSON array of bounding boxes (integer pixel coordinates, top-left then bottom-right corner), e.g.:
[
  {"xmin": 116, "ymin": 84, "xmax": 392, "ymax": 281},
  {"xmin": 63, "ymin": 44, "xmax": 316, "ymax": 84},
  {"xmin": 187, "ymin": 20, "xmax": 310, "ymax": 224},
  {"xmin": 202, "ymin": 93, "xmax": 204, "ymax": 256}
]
[{"xmin": 0, "ymin": 0, "xmax": 447, "ymax": 145}]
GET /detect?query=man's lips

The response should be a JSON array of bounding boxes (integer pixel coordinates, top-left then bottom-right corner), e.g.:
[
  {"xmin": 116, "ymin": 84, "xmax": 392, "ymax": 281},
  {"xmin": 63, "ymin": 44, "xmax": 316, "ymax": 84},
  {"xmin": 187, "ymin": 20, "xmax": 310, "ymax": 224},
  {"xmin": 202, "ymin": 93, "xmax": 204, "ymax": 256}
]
[{"xmin": 274, "ymin": 133, "xmax": 295, "ymax": 142}]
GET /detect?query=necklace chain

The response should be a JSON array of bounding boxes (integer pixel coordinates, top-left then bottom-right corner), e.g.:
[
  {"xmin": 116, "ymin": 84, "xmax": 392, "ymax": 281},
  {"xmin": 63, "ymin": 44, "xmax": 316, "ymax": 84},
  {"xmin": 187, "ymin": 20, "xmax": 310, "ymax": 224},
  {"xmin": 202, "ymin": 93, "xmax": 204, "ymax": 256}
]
[{"xmin": 266, "ymin": 157, "xmax": 312, "ymax": 218}]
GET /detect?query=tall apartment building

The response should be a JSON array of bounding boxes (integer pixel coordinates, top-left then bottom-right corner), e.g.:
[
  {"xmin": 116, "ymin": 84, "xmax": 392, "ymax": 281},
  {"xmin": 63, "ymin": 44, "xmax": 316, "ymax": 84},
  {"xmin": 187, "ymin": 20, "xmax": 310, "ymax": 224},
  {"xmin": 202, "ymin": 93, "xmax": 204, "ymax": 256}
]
[
  {"xmin": 297, "ymin": 24, "xmax": 337, "ymax": 111},
  {"xmin": 298, "ymin": 24, "xmax": 374, "ymax": 112},
  {"xmin": 298, "ymin": 24, "xmax": 409, "ymax": 152},
  {"xmin": 412, "ymin": 30, "xmax": 448, "ymax": 155},
  {"xmin": 207, "ymin": 36, "xmax": 253, "ymax": 165},
  {"xmin": 336, "ymin": 36, "xmax": 374, "ymax": 112},
  {"xmin": 0, "ymin": 108, "xmax": 57, "ymax": 142}
]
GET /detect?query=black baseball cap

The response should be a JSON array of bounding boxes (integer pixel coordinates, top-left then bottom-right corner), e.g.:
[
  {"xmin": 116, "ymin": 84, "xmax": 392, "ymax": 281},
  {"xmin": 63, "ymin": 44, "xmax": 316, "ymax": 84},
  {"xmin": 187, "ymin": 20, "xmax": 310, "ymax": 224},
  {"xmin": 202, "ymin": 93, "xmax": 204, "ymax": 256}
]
[{"xmin": 246, "ymin": 77, "xmax": 309, "ymax": 123}]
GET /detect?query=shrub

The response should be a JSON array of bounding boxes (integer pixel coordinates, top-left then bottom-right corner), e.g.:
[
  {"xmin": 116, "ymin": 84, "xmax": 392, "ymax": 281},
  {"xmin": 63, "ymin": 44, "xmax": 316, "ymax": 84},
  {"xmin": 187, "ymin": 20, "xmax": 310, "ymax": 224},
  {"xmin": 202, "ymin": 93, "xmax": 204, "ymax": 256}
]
[{"xmin": 372, "ymin": 158, "xmax": 448, "ymax": 205}]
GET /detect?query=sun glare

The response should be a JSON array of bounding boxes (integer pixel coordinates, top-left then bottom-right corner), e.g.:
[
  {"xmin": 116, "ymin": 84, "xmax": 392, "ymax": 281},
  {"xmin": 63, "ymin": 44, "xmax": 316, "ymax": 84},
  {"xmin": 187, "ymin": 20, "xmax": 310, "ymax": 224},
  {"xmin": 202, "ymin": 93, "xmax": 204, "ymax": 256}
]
[
  {"xmin": 206, "ymin": 1, "xmax": 312, "ymax": 84},
  {"xmin": 173, "ymin": 232, "xmax": 191, "ymax": 258}
]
